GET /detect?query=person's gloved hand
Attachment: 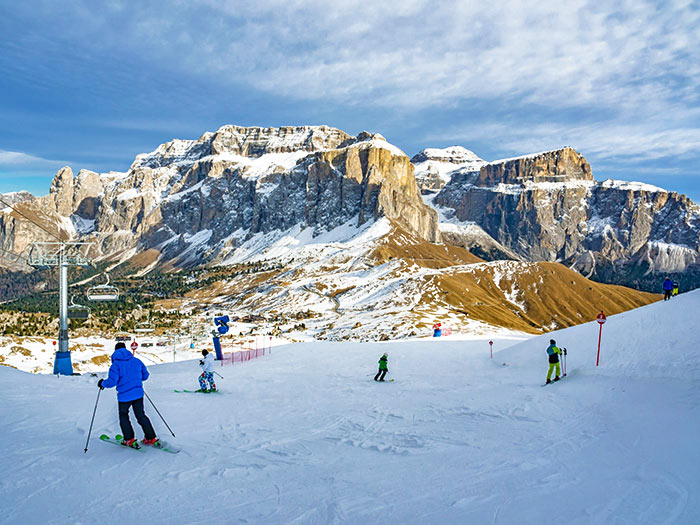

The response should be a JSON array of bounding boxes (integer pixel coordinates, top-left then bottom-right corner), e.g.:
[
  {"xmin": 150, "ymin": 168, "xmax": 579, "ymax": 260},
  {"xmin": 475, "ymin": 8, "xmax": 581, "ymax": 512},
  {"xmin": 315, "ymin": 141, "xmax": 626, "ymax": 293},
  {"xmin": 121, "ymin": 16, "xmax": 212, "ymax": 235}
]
[
  {"xmin": 199, "ymin": 360, "xmax": 204, "ymax": 365},
  {"xmin": 97, "ymin": 378, "xmax": 104, "ymax": 390}
]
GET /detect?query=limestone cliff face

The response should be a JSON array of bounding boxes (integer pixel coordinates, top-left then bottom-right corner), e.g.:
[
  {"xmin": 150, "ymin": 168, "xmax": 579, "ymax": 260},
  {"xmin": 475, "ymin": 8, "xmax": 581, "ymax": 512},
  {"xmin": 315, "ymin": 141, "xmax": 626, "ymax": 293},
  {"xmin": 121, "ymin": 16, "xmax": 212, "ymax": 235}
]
[
  {"xmin": 476, "ymin": 147, "xmax": 592, "ymax": 186},
  {"xmin": 133, "ymin": 125, "xmax": 351, "ymax": 169},
  {"xmin": 0, "ymin": 125, "xmax": 438, "ymax": 267},
  {"xmin": 434, "ymin": 148, "xmax": 700, "ymax": 291}
]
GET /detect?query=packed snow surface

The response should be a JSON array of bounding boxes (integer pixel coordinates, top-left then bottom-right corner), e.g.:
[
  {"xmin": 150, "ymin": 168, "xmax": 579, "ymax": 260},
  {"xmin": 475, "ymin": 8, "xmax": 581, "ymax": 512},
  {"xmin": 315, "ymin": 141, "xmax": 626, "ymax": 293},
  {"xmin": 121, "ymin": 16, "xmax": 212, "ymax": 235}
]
[{"xmin": 1, "ymin": 291, "xmax": 699, "ymax": 523}]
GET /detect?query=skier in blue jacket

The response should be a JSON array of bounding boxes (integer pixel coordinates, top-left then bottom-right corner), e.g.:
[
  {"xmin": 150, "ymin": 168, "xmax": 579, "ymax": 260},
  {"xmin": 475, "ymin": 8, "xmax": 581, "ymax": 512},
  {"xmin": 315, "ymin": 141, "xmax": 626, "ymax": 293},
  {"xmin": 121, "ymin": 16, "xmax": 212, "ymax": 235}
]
[
  {"xmin": 98, "ymin": 342, "xmax": 158, "ymax": 448},
  {"xmin": 663, "ymin": 278, "xmax": 673, "ymax": 301}
]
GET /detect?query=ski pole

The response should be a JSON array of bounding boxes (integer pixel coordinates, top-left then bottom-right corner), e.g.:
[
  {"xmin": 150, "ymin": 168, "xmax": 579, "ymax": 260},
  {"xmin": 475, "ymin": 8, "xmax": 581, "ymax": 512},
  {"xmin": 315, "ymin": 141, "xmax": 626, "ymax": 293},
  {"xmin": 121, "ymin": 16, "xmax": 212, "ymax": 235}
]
[
  {"xmin": 144, "ymin": 390, "xmax": 175, "ymax": 437},
  {"xmin": 84, "ymin": 387, "xmax": 102, "ymax": 453},
  {"xmin": 563, "ymin": 348, "xmax": 567, "ymax": 376},
  {"xmin": 214, "ymin": 371, "xmax": 224, "ymax": 379}
]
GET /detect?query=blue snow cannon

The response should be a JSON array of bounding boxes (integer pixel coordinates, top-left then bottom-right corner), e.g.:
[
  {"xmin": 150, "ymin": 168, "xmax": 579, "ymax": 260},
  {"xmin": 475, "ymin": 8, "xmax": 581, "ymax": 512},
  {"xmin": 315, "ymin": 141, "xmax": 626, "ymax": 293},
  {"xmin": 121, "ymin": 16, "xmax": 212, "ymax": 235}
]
[
  {"xmin": 212, "ymin": 315, "xmax": 230, "ymax": 361},
  {"xmin": 214, "ymin": 315, "xmax": 230, "ymax": 335}
]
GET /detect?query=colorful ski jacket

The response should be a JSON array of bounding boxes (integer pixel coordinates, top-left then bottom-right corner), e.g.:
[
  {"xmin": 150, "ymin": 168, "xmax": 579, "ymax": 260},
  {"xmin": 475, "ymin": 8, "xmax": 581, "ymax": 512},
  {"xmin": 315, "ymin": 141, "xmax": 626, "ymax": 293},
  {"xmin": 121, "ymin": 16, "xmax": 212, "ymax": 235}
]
[
  {"xmin": 546, "ymin": 344, "xmax": 561, "ymax": 364},
  {"xmin": 663, "ymin": 279, "xmax": 674, "ymax": 291},
  {"xmin": 378, "ymin": 355, "xmax": 388, "ymax": 371},
  {"xmin": 102, "ymin": 347, "xmax": 149, "ymax": 402}
]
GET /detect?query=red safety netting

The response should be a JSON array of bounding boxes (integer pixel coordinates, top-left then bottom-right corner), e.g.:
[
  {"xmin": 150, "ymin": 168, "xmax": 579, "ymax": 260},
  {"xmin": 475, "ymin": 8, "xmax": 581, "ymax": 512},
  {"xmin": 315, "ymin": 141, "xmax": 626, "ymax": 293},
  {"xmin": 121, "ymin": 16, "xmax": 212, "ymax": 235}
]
[{"xmin": 221, "ymin": 346, "xmax": 268, "ymax": 366}]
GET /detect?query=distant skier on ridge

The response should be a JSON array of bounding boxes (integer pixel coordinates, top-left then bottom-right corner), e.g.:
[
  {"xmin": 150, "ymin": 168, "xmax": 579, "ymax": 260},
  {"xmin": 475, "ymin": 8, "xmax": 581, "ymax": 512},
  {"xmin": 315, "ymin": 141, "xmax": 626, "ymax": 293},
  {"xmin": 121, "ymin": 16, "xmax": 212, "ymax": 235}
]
[
  {"xmin": 545, "ymin": 339, "xmax": 561, "ymax": 384},
  {"xmin": 198, "ymin": 349, "xmax": 217, "ymax": 392},
  {"xmin": 97, "ymin": 342, "xmax": 159, "ymax": 448},
  {"xmin": 663, "ymin": 277, "xmax": 673, "ymax": 301},
  {"xmin": 374, "ymin": 352, "xmax": 389, "ymax": 381}
]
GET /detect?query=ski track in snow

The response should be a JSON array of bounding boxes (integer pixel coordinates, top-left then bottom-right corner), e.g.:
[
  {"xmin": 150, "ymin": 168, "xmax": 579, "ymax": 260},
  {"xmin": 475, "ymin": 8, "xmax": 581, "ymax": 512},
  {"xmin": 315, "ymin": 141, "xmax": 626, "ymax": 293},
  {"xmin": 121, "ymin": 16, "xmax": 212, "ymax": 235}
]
[{"xmin": 2, "ymin": 292, "xmax": 700, "ymax": 523}]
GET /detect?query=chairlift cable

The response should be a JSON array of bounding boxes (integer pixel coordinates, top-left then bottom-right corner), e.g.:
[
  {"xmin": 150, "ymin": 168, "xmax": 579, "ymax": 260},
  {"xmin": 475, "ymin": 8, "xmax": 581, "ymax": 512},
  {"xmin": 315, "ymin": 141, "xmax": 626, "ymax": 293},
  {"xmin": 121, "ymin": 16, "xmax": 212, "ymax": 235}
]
[{"xmin": 0, "ymin": 196, "xmax": 64, "ymax": 242}]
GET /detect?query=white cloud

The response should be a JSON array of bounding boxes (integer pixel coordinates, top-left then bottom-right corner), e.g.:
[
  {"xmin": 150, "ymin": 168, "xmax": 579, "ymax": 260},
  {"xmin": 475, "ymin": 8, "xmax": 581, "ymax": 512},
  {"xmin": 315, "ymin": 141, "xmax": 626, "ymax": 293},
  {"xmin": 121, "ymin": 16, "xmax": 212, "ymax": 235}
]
[
  {"xmin": 53, "ymin": 1, "xmax": 700, "ymax": 113},
  {"xmin": 6, "ymin": 1, "xmax": 700, "ymax": 165},
  {"xmin": 0, "ymin": 150, "xmax": 67, "ymax": 168},
  {"xmin": 426, "ymin": 119, "xmax": 700, "ymax": 163}
]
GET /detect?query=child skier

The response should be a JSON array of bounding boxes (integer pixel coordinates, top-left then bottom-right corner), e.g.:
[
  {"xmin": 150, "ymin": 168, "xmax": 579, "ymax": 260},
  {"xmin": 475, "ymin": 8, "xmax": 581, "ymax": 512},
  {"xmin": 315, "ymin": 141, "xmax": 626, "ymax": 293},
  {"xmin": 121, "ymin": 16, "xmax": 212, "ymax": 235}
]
[
  {"xmin": 98, "ymin": 342, "xmax": 158, "ymax": 448},
  {"xmin": 198, "ymin": 349, "xmax": 217, "ymax": 392},
  {"xmin": 545, "ymin": 339, "xmax": 562, "ymax": 384},
  {"xmin": 672, "ymin": 281, "xmax": 679, "ymax": 297},
  {"xmin": 374, "ymin": 352, "xmax": 389, "ymax": 381}
]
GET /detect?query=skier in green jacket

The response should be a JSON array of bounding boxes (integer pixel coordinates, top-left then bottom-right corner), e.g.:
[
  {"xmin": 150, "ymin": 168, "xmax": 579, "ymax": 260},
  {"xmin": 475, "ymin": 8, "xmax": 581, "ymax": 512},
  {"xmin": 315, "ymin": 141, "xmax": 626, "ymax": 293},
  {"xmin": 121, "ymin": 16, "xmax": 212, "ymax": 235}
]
[
  {"xmin": 545, "ymin": 339, "xmax": 561, "ymax": 384},
  {"xmin": 374, "ymin": 353, "xmax": 388, "ymax": 381}
]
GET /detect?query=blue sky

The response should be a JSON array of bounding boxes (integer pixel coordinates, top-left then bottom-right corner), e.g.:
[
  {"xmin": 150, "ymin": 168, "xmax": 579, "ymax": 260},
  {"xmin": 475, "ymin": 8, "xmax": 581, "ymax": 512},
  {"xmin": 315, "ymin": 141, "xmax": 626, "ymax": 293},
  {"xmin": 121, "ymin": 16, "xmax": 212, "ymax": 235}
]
[{"xmin": 1, "ymin": 1, "xmax": 699, "ymax": 199}]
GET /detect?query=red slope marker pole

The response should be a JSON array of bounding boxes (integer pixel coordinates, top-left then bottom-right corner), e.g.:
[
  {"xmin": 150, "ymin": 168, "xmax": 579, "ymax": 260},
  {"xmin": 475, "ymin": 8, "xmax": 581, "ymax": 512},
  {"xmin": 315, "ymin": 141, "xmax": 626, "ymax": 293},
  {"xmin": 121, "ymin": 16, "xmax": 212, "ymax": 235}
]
[{"xmin": 489, "ymin": 340, "xmax": 493, "ymax": 359}]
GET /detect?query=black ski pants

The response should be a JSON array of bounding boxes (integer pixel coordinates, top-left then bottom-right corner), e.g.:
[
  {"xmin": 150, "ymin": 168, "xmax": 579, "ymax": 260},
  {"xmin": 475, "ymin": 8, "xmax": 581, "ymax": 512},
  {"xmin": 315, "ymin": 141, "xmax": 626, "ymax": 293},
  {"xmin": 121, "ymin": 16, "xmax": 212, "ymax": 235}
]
[
  {"xmin": 374, "ymin": 369, "xmax": 387, "ymax": 381},
  {"xmin": 664, "ymin": 290, "xmax": 672, "ymax": 301},
  {"xmin": 118, "ymin": 397, "xmax": 156, "ymax": 441}
]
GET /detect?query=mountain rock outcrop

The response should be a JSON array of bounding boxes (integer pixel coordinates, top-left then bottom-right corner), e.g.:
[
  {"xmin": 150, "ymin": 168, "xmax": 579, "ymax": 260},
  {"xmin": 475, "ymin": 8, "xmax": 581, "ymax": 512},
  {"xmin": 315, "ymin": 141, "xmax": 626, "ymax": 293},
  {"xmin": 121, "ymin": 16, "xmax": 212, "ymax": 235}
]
[
  {"xmin": 411, "ymin": 146, "xmax": 485, "ymax": 193},
  {"xmin": 0, "ymin": 191, "xmax": 34, "ymax": 209},
  {"xmin": 0, "ymin": 126, "xmax": 438, "ymax": 267},
  {"xmin": 431, "ymin": 148, "xmax": 700, "ymax": 291}
]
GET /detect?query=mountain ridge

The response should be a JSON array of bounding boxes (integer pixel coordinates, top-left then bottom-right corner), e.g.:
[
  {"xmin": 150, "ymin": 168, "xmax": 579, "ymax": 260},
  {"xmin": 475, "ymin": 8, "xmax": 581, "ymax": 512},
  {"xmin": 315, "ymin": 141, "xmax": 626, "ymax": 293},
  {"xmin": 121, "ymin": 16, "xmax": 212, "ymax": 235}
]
[{"xmin": 0, "ymin": 124, "xmax": 679, "ymax": 339}]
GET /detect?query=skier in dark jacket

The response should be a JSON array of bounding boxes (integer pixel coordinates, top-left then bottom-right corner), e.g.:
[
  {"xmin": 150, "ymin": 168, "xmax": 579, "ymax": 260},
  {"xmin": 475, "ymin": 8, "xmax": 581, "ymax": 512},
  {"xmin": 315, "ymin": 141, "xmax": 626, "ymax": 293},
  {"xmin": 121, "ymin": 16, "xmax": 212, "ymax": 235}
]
[
  {"xmin": 98, "ymin": 342, "xmax": 158, "ymax": 448},
  {"xmin": 374, "ymin": 353, "xmax": 388, "ymax": 381},
  {"xmin": 663, "ymin": 278, "xmax": 673, "ymax": 301},
  {"xmin": 545, "ymin": 339, "xmax": 561, "ymax": 384}
]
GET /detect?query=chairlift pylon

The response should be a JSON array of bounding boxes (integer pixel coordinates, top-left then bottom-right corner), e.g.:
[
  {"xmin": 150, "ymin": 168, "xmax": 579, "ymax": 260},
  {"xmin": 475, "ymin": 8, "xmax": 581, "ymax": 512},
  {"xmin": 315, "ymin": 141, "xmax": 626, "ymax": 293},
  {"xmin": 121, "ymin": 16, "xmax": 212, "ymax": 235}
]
[{"xmin": 86, "ymin": 273, "xmax": 120, "ymax": 302}]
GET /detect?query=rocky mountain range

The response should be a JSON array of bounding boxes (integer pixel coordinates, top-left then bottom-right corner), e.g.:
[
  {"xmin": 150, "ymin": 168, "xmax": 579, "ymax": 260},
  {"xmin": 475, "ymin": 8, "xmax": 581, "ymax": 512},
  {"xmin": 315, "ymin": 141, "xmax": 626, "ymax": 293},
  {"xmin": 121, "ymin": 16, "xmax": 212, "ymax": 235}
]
[
  {"xmin": 418, "ymin": 147, "xmax": 700, "ymax": 291},
  {"xmin": 1, "ymin": 124, "xmax": 691, "ymax": 337},
  {"xmin": 1, "ymin": 126, "xmax": 437, "ymax": 268}
]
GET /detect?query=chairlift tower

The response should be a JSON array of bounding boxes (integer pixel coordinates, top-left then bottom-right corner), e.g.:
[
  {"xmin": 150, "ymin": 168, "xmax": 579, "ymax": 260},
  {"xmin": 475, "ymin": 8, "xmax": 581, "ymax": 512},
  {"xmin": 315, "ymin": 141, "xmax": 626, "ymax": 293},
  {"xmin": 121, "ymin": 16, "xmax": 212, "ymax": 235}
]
[{"xmin": 28, "ymin": 242, "xmax": 93, "ymax": 375}]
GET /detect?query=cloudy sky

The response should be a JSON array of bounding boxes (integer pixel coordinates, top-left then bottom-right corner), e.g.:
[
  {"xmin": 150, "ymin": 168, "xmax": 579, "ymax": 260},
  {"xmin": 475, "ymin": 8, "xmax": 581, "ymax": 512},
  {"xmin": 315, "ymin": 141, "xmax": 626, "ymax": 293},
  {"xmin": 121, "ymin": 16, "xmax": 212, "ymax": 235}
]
[{"xmin": 1, "ymin": 0, "xmax": 699, "ymax": 199}]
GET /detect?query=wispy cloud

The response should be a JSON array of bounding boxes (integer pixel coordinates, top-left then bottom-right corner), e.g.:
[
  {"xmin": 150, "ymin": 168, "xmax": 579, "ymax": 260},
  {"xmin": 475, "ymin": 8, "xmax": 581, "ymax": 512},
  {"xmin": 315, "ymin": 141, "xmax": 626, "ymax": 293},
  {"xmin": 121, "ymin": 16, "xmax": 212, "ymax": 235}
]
[
  {"xmin": 18, "ymin": 0, "xmax": 695, "ymax": 156},
  {"xmin": 14, "ymin": 1, "xmax": 698, "ymax": 112},
  {"xmin": 426, "ymin": 119, "xmax": 700, "ymax": 162},
  {"xmin": 0, "ymin": 150, "xmax": 67, "ymax": 168}
]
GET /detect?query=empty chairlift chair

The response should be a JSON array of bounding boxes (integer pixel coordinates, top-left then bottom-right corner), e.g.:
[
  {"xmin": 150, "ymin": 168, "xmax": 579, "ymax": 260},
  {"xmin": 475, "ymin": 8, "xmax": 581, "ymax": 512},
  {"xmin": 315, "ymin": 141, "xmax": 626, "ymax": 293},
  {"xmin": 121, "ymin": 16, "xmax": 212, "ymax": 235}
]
[
  {"xmin": 134, "ymin": 305, "xmax": 154, "ymax": 333},
  {"xmin": 86, "ymin": 274, "xmax": 120, "ymax": 302},
  {"xmin": 135, "ymin": 319, "xmax": 154, "ymax": 333},
  {"xmin": 67, "ymin": 295, "xmax": 90, "ymax": 320}
]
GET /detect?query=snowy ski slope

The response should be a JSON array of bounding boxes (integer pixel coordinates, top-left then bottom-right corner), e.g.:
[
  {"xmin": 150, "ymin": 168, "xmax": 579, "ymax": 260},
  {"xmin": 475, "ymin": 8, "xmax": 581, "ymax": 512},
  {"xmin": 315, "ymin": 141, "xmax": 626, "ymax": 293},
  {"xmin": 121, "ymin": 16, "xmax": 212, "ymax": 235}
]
[{"xmin": 1, "ymin": 292, "xmax": 699, "ymax": 523}]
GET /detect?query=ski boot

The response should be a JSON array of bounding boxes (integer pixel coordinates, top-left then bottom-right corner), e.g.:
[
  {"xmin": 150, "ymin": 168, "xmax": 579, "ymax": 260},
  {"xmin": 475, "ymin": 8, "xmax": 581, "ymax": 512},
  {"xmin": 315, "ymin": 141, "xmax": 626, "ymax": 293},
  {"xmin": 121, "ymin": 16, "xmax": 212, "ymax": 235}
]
[
  {"xmin": 142, "ymin": 437, "xmax": 160, "ymax": 446},
  {"xmin": 545, "ymin": 378, "xmax": 552, "ymax": 384},
  {"xmin": 553, "ymin": 376, "xmax": 560, "ymax": 382},
  {"xmin": 121, "ymin": 438, "xmax": 141, "ymax": 449}
]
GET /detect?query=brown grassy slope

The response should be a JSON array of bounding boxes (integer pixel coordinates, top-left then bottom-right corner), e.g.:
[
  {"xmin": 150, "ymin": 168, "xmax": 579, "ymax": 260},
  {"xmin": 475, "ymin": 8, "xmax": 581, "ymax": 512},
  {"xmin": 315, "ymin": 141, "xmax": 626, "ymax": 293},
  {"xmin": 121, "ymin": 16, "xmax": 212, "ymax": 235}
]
[
  {"xmin": 425, "ymin": 262, "xmax": 659, "ymax": 333},
  {"xmin": 369, "ymin": 225, "xmax": 483, "ymax": 268},
  {"xmin": 372, "ymin": 225, "xmax": 659, "ymax": 333}
]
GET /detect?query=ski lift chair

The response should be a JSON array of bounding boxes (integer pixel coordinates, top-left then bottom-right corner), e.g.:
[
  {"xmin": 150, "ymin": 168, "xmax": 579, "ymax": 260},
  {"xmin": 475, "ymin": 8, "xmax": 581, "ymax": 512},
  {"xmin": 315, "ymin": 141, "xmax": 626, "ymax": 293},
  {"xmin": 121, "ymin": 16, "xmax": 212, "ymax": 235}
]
[
  {"xmin": 134, "ymin": 304, "xmax": 154, "ymax": 333},
  {"xmin": 67, "ymin": 295, "xmax": 90, "ymax": 320},
  {"xmin": 86, "ymin": 273, "xmax": 120, "ymax": 301},
  {"xmin": 135, "ymin": 321, "xmax": 154, "ymax": 333}
]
